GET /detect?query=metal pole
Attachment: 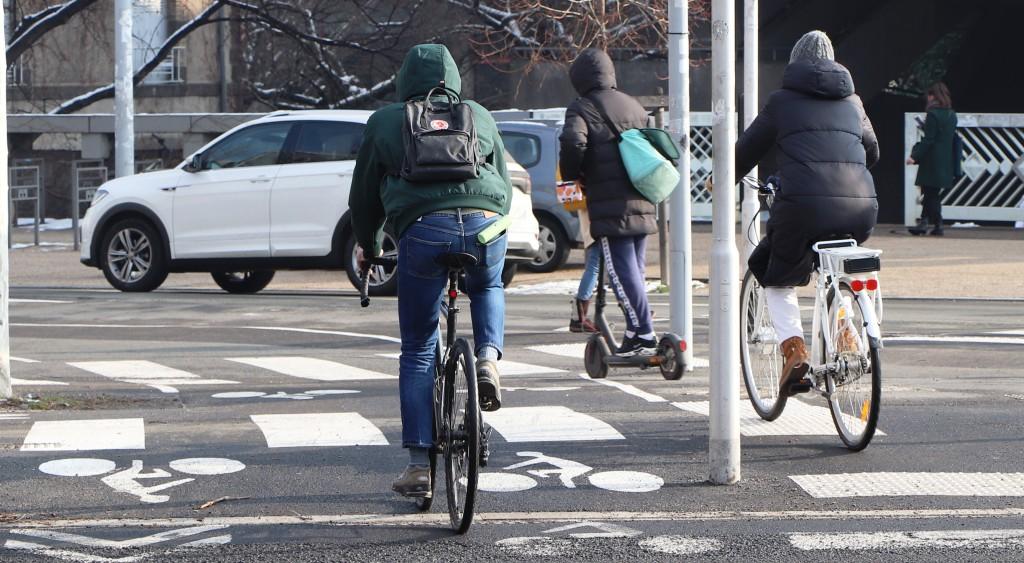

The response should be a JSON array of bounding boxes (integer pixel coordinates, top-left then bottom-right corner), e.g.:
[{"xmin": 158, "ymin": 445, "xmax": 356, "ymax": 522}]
[
  {"xmin": 72, "ymin": 167, "xmax": 80, "ymax": 251},
  {"xmin": 1, "ymin": 3, "xmax": 13, "ymax": 399},
  {"xmin": 668, "ymin": 0, "xmax": 694, "ymax": 370},
  {"xmin": 740, "ymin": 0, "xmax": 760, "ymax": 263},
  {"xmin": 709, "ymin": 0, "xmax": 741, "ymax": 484},
  {"xmin": 217, "ymin": 9, "xmax": 229, "ymax": 112},
  {"xmin": 655, "ymin": 108, "xmax": 670, "ymax": 288},
  {"xmin": 114, "ymin": 0, "xmax": 134, "ymax": 179}
]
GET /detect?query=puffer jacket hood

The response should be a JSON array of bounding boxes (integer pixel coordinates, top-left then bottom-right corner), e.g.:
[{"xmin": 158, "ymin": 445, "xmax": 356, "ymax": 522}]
[
  {"xmin": 570, "ymin": 49, "xmax": 617, "ymax": 95},
  {"xmin": 396, "ymin": 44, "xmax": 462, "ymax": 101},
  {"xmin": 782, "ymin": 59, "xmax": 854, "ymax": 100}
]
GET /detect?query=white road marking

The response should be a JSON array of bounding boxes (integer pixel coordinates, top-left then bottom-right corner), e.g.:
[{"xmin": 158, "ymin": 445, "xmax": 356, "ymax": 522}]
[
  {"xmin": 588, "ymin": 471, "xmax": 664, "ymax": 493},
  {"xmin": 990, "ymin": 329, "xmax": 1024, "ymax": 336},
  {"xmin": 578, "ymin": 374, "xmax": 667, "ymax": 402},
  {"xmin": 10, "ymin": 298, "xmax": 73, "ymax": 304},
  {"xmin": 477, "ymin": 473, "xmax": 538, "ymax": 492},
  {"xmin": 545, "ymin": 521, "xmax": 642, "ymax": 538},
  {"xmin": 484, "ymin": 406, "xmax": 624, "ymax": 442},
  {"xmin": 7, "ymin": 525, "xmax": 229, "ymax": 549},
  {"xmin": 887, "ymin": 335, "xmax": 1024, "ymax": 345},
  {"xmin": 67, "ymin": 361, "xmax": 237, "ymax": 394},
  {"xmin": 376, "ymin": 353, "xmax": 564, "ymax": 376},
  {"xmin": 228, "ymin": 356, "xmax": 396, "ymax": 381},
  {"xmin": 11, "ymin": 356, "xmax": 40, "ymax": 363},
  {"xmin": 212, "ymin": 391, "xmax": 266, "ymax": 399},
  {"xmin": 791, "ymin": 472, "xmax": 1024, "ymax": 498},
  {"xmin": 528, "ymin": 342, "xmax": 710, "ymax": 368},
  {"xmin": 250, "ymin": 413, "xmax": 388, "ymax": 447},
  {"xmin": 790, "ymin": 529, "xmax": 1024, "ymax": 551},
  {"xmin": 671, "ymin": 400, "xmax": 886, "ymax": 437},
  {"xmin": 39, "ymin": 458, "xmax": 117, "ymax": 477},
  {"xmin": 3, "ymin": 508, "xmax": 1024, "ymax": 529},
  {"xmin": 168, "ymin": 458, "xmax": 246, "ymax": 476},
  {"xmin": 0, "ymin": 413, "xmax": 29, "ymax": 421},
  {"xmin": 243, "ymin": 326, "xmax": 401, "ymax": 343},
  {"xmin": 505, "ymin": 386, "xmax": 580, "ymax": 392},
  {"xmin": 12, "ymin": 378, "xmax": 67, "ymax": 386},
  {"xmin": 640, "ymin": 536, "xmax": 723, "ymax": 555},
  {"xmin": 22, "ymin": 419, "xmax": 145, "ymax": 451},
  {"xmin": 495, "ymin": 537, "xmax": 573, "ymax": 557}
]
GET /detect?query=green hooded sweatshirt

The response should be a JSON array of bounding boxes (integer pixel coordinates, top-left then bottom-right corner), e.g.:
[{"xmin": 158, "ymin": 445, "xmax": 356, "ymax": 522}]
[{"xmin": 349, "ymin": 44, "xmax": 512, "ymax": 255}]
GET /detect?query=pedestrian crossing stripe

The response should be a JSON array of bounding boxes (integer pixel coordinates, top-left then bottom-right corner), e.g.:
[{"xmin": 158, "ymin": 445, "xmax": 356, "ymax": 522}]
[
  {"xmin": 671, "ymin": 400, "xmax": 886, "ymax": 437},
  {"xmin": 791, "ymin": 472, "xmax": 1024, "ymax": 498},
  {"xmin": 11, "ymin": 378, "xmax": 67, "ymax": 386},
  {"xmin": 67, "ymin": 361, "xmax": 238, "ymax": 394},
  {"xmin": 227, "ymin": 357, "xmax": 396, "ymax": 381},
  {"xmin": 527, "ymin": 342, "xmax": 710, "ymax": 368},
  {"xmin": 21, "ymin": 418, "xmax": 145, "ymax": 451},
  {"xmin": 484, "ymin": 406, "xmax": 625, "ymax": 442},
  {"xmin": 376, "ymin": 353, "xmax": 565, "ymax": 376},
  {"xmin": 250, "ymin": 413, "xmax": 389, "ymax": 447}
]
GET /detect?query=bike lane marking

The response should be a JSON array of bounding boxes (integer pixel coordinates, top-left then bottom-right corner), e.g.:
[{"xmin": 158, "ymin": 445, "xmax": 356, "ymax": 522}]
[
  {"xmin": 483, "ymin": 406, "xmax": 624, "ymax": 442},
  {"xmin": 250, "ymin": 413, "xmax": 389, "ymax": 447},
  {"xmin": 4, "ymin": 524, "xmax": 231, "ymax": 562},
  {"xmin": 576, "ymin": 374, "xmax": 667, "ymax": 403},
  {"xmin": 227, "ymin": 357, "xmax": 396, "ymax": 381},
  {"xmin": 21, "ymin": 418, "xmax": 145, "ymax": 451},
  {"xmin": 671, "ymin": 400, "xmax": 886, "ymax": 437},
  {"xmin": 791, "ymin": 472, "xmax": 1024, "ymax": 498},
  {"xmin": 790, "ymin": 529, "xmax": 1024, "ymax": 551},
  {"xmin": 67, "ymin": 361, "xmax": 237, "ymax": 394}
]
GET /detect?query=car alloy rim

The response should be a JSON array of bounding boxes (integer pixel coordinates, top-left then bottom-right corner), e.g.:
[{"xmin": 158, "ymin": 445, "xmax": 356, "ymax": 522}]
[
  {"xmin": 107, "ymin": 228, "xmax": 152, "ymax": 283},
  {"xmin": 532, "ymin": 224, "xmax": 556, "ymax": 266},
  {"xmin": 354, "ymin": 233, "xmax": 398, "ymax": 287}
]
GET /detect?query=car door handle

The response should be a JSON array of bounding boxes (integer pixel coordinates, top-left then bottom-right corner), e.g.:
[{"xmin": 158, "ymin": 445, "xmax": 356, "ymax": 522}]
[
  {"xmin": 160, "ymin": 187, "xmax": 176, "ymax": 192},
  {"xmin": 251, "ymin": 177, "xmax": 272, "ymax": 183}
]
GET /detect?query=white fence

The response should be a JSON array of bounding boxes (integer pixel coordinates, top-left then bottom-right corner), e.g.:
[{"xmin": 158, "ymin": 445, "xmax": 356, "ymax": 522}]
[{"xmin": 905, "ymin": 112, "xmax": 1024, "ymax": 225}]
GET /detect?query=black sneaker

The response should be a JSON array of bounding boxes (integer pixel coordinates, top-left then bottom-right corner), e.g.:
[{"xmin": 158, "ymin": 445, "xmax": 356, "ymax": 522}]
[
  {"xmin": 476, "ymin": 359, "xmax": 502, "ymax": 412},
  {"xmin": 616, "ymin": 334, "xmax": 657, "ymax": 357}
]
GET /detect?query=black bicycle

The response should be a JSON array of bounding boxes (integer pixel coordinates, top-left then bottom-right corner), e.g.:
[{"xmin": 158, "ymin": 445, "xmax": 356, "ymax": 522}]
[{"xmin": 360, "ymin": 253, "xmax": 487, "ymax": 534}]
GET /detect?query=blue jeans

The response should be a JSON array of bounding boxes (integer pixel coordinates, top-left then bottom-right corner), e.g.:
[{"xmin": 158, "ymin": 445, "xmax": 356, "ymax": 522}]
[
  {"xmin": 576, "ymin": 244, "xmax": 602, "ymax": 301},
  {"xmin": 397, "ymin": 211, "xmax": 507, "ymax": 448}
]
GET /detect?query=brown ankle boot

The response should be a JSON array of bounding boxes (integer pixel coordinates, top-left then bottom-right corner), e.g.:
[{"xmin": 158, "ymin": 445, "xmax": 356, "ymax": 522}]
[
  {"xmin": 570, "ymin": 298, "xmax": 599, "ymax": 333},
  {"xmin": 779, "ymin": 336, "xmax": 811, "ymax": 397}
]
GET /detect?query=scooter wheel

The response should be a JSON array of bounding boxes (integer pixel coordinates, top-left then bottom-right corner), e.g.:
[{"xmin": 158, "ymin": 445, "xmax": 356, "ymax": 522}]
[
  {"xmin": 584, "ymin": 333, "xmax": 609, "ymax": 379},
  {"xmin": 658, "ymin": 334, "xmax": 686, "ymax": 380}
]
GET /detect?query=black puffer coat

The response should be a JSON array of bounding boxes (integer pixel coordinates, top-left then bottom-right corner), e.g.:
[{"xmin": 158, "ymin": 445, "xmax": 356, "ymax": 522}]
[
  {"xmin": 737, "ymin": 59, "xmax": 880, "ymax": 287},
  {"xmin": 559, "ymin": 49, "xmax": 656, "ymax": 239}
]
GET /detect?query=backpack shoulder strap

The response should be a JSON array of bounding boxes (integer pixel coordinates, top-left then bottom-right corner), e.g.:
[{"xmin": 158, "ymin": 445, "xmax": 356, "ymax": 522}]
[{"xmin": 578, "ymin": 95, "xmax": 622, "ymax": 140}]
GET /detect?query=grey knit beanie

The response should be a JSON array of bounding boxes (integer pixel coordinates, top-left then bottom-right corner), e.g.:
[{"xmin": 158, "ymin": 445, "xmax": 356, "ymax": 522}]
[{"xmin": 790, "ymin": 30, "xmax": 834, "ymax": 63}]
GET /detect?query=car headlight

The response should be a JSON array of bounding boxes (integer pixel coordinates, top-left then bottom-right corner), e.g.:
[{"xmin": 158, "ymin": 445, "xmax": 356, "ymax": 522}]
[{"xmin": 90, "ymin": 189, "xmax": 110, "ymax": 206}]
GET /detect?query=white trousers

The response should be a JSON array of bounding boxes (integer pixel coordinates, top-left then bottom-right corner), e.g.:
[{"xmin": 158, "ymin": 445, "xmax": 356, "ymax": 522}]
[{"xmin": 765, "ymin": 286, "xmax": 803, "ymax": 343}]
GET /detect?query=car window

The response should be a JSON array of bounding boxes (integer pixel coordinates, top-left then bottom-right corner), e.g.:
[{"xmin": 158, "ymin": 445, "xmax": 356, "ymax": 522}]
[
  {"xmin": 203, "ymin": 122, "xmax": 292, "ymax": 170},
  {"xmin": 290, "ymin": 121, "xmax": 365, "ymax": 164},
  {"xmin": 500, "ymin": 132, "xmax": 542, "ymax": 168}
]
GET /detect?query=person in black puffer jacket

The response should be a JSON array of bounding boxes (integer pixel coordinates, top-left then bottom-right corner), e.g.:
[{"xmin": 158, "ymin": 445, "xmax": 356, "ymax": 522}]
[
  {"xmin": 736, "ymin": 30, "xmax": 880, "ymax": 396},
  {"xmin": 560, "ymin": 49, "xmax": 658, "ymax": 356}
]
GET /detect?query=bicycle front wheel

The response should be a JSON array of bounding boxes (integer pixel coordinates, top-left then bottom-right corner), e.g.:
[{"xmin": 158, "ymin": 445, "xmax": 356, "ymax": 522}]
[
  {"xmin": 443, "ymin": 338, "xmax": 480, "ymax": 534},
  {"xmin": 740, "ymin": 270, "xmax": 786, "ymax": 420},
  {"xmin": 823, "ymin": 283, "xmax": 881, "ymax": 451}
]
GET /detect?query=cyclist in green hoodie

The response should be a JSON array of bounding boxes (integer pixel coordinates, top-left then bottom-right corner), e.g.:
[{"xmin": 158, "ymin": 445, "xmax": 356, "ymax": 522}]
[{"xmin": 349, "ymin": 44, "xmax": 512, "ymax": 497}]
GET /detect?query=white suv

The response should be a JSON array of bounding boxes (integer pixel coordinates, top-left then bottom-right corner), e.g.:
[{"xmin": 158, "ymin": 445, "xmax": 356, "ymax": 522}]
[{"xmin": 80, "ymin": 110, "xmax": 539, "ymax": 294}]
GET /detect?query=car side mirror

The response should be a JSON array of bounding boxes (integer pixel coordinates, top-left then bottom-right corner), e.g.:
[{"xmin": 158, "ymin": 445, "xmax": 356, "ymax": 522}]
[{"xmin": 184, "ymin": 154, "xmax": 203, "ymax": 173}]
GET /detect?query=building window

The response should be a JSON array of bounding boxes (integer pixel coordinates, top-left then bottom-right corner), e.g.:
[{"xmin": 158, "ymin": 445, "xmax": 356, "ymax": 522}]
[{"xmin": 141, "ymin": 46, "xmax": 186, "ymax": 84}]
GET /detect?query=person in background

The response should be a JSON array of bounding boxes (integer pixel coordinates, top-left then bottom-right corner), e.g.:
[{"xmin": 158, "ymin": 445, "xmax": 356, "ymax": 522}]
[
  {"xmin": 735, "ymin": 30, "xmax": 879, "ymax": 396},
  {"xmin": 559, "ymin": 48, "xmax": 658, "ymax": 356},
  {"xmin": 907, "ymin": 82, "xmax": 958, "ymax": 236}
]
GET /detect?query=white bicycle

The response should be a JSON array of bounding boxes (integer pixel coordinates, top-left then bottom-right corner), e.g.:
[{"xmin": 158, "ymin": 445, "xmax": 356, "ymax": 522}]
[{"xmin": 739, "ymin": 176, "xmax": 883, "ymax": 451}]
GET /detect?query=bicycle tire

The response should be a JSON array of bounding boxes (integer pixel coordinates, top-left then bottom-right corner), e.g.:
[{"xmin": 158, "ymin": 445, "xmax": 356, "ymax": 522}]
[
  {"xmin": 443, "ymin": 338, "xmax": 480, "ymax": 534},
  {"xmin": 739, "ymin": 270, "xmax": 787, "ymax": 420},
  {"xmin": 822, "ymin": 283, "xmax": 881, "ymax": 451}
]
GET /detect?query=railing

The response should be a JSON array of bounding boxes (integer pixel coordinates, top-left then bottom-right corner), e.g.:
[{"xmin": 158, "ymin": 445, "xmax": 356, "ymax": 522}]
[
  {"xmin": 141, "ymin": 46, "xmax": 186, "ymax": 85},
  {"xmin": 905, "ymin": 112, "xmax": 1024, "ymax": 225}
]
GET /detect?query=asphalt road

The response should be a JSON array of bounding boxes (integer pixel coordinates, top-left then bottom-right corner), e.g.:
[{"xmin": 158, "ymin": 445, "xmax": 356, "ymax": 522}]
[{"xmin": 1, "ymin": 287, "xmax": 1023, "ymax": 561}]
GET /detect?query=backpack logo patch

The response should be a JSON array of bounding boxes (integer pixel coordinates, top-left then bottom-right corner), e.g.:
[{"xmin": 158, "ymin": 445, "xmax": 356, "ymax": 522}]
[{"xmin": 430, "ymin": 119, "xmax": 450, "ymax": 130}]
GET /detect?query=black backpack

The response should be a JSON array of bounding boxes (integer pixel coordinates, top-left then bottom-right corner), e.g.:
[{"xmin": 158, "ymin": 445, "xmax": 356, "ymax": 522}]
[{"xmin": 401, "ymin": 82, "xmax": 481, "ymax": 182}]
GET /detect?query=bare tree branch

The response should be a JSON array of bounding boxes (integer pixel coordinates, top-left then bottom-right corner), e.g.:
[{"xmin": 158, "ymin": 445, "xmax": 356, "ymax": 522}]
[{"xmin": 7, "ymin": 0, "xmax": 103, "ymax": 64}]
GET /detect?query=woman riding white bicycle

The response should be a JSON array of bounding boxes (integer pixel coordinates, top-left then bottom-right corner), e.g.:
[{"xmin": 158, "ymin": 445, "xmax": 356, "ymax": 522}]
[{"xmin": 735, "ymin": 30, "xmax": 880, "ymax": 397}]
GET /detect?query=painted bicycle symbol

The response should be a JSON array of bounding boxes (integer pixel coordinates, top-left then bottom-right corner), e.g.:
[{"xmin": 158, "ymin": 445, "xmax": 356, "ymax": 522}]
[
  {"xmin": 478, "ymin": 451, "xmax": 663, "ymax": 493},
  {"xmin": 39, "ymin": 457, "xmax": 245, "ymax": 504}
]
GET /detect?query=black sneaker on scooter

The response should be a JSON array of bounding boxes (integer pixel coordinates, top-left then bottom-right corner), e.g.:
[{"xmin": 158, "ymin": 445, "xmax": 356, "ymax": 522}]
[{"xmin": 616, "ymin": 334, "xmax": 657, "ymax": 357}]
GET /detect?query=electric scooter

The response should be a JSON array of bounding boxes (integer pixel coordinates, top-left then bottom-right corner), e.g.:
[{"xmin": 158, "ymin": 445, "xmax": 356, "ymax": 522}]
[{"xmin": 583, "ymin": 251, "xmax": 687, "ymax": 380}]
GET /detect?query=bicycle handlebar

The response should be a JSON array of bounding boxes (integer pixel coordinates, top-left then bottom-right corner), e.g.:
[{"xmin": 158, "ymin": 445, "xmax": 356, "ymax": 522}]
[{"xmin": 359, "ymin": 256, "xmax": 398, "ymax": 308}]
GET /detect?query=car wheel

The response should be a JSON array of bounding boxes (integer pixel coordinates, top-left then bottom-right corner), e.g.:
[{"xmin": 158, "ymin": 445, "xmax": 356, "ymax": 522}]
[
  {"xmin": 100, "ymin": 218, "xmax": 169, "ymax": 292},
  {"xmin": 524, "ymin": 215, "xmax": 570, "ymax": 273},
  {"xmin": 344, "ymin": 232, "xmax": 399, "ymax": 296},
  {"xmin": 211, "ymin": 271, "xmax": 275, "ymax": 294},
  {"xmin": 502, "ymin": 262, "xmax": 518, "ymax": 288}
]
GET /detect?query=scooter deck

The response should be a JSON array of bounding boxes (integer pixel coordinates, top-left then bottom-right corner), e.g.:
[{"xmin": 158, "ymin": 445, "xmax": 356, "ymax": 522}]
[{"xmin": 605, "ymin": 354, "xmax": 662, "ymax": 367}]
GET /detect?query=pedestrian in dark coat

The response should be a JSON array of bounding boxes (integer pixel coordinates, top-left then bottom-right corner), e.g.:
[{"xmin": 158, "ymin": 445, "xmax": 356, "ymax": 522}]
[
  {"xmin": 559, "ymin": 48, "xmax": 659, "ymax": 356},
  {"xmin": 908, "ymin": 82, "xmax": 957, "ymax": 236},
  {"xmin": 735, "ymin": 30, "xmax": 880, "ymax": 396}
]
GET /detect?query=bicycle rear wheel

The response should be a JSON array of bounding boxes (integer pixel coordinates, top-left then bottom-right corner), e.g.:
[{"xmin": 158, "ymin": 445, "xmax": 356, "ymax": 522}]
[
  {"xmin": 740, "ymin": 270, "xmax": 786, "ymax": 420},
  {"xmin": 443, "ymin": 338, "xmax": 480, "ymax": 534},
  {"xmin": 823, "ymin": 283, "xmax": 881, "ymax": 451}
]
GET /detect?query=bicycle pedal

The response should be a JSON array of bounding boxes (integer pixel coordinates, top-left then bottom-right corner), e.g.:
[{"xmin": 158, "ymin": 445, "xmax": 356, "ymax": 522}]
[{"xmin": 790, "ymin": 379, "xmax": 814, "ymax": 394}]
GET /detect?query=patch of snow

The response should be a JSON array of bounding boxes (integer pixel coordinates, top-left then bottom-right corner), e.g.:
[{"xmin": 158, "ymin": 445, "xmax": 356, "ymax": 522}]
[
  {"xmin": 12, "ymin": 242, "xmax": 72, "ymax": 250},
  {"xmin": 951, "ymin": 222, "xmax": 979, "ymax": 228},
  {"xmin": 16, "ymin": 218, "xmax": 73, "ymax": 231}
]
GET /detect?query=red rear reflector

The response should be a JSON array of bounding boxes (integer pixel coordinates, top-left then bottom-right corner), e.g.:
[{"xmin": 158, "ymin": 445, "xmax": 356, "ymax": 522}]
[
  {"xmin": 448, "ymin": 290, "xmax": 458, "ymax": 298},
  {"xmin": 850, "ymin": 280, "xmax": 865, "ymax": 292},
  {"xmin": 865, "ymin": 279, "xmax": 879, "ymax": 291},
  {"xmin": 680, "ymin": 340, "xmax": 687, "ymax": 352}
]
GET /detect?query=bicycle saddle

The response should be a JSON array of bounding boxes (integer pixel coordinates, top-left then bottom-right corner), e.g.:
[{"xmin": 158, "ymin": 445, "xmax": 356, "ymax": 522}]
[{"xmin": 435, "ymin": 252, "xmax": 478, "ymax": 270}]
